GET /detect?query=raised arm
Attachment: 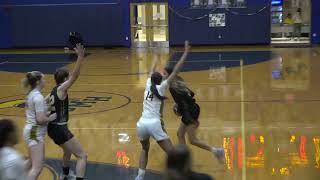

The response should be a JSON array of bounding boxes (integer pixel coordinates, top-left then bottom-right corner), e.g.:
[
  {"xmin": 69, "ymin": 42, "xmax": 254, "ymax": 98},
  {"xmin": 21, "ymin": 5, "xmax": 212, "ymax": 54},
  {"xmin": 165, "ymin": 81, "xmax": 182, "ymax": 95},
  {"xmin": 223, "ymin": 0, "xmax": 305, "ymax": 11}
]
[
  {"xmin": 57, "ymin": 44, "xmax": 85, "ymax": 96},
  {"xmin": 166, "ymin": 41, "xmax": 190, "ymax": 84},
  {"xmin": 149, "ymin": 53, "xmax": 160, "ymax": 77}
]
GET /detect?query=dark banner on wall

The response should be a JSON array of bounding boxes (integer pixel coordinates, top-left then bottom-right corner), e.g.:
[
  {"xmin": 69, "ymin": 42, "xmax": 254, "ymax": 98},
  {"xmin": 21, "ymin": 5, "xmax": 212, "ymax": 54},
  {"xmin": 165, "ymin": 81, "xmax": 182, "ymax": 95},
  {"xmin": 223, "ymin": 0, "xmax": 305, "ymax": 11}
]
[{"xmin": 190, "ymin": 0, "xmax": 246, "ymax": 8}]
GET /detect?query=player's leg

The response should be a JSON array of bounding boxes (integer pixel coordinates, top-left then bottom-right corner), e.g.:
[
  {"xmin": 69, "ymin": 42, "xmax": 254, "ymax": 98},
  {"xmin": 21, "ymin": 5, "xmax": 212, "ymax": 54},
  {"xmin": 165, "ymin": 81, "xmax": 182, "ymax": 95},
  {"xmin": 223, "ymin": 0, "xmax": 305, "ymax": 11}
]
[
  {"xmin": 157, "ymin": 139, "xmax": 174, "ymax": 154},
  {"xmin": 135, "ymin": 139, "xmax": 150, "ymax": 180},
  {"xmin": 59, "ymin": 145, "xmax": 72, "ymax": 180},
  {"xmin": 48, "ymin": 125, "xmax": 78, "ymax": 179},
  {"xmin": 60, "ymin": 137, "xmax": 87, "ymax": 179},
  {"xmin": 186, "ymin": 124, "xmax": 224, "ymax": 163},
  {"xmin": 152, "ymin": 121, "xmax": 174, "ymax": 153},
  {"xmin": 27, "ymin": 143, "xmax": 45, "ymax": 180},
  {"xmin": 136, "ymin": 123, "xmax": 151, "ymax": 180},
  {"xmin": 177, "ymin": 122, "xmax": 187, "ymax": 144},
  {"xmin": 186, "ymin": 123, "xmax": 212, "ymax": 151}
]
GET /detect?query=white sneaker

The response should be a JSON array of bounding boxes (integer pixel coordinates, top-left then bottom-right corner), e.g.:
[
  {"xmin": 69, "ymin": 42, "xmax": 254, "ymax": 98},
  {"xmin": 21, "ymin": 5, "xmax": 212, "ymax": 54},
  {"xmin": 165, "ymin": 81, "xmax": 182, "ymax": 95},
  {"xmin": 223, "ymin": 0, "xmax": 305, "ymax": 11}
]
[
  {"xmin": 59, "ymin": 170, "xmax": 76, "ymax": 180},
  {"xmin": 135, "ymin": 176, "xmax": 143, "ymax": 180},
  {"xmin": 59, "ymin": 174, "xmax": 68, "ymax": 180}
]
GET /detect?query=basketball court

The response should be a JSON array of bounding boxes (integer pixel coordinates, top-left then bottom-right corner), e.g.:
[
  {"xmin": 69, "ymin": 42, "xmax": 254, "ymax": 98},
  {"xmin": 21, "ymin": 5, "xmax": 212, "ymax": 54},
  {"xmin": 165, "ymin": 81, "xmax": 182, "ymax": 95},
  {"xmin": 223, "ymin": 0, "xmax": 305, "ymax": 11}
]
[
  {"xmin": 1, "ymin": 0, "xmax": 320, "ymax": 180},
  {"xmin": 0, "ymin": 46, "xmax": 319, "ymax": 179}
]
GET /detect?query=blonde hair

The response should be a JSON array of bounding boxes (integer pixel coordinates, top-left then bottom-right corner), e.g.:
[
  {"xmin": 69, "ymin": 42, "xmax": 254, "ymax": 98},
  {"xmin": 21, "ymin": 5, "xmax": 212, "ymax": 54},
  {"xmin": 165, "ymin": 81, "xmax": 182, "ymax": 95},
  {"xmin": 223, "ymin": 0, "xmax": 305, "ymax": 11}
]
[{"xmin": 22, "ymin": 71, "xmax": 43, "ymax": 93}]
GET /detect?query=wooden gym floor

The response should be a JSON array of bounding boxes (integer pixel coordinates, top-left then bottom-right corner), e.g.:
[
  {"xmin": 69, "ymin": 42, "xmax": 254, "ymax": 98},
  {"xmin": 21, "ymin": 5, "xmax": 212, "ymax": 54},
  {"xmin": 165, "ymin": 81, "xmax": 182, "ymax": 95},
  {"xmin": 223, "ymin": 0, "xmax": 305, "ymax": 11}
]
[{"xmin": 0, "ymin": 46, "xmax": 320, "ymax": 180}]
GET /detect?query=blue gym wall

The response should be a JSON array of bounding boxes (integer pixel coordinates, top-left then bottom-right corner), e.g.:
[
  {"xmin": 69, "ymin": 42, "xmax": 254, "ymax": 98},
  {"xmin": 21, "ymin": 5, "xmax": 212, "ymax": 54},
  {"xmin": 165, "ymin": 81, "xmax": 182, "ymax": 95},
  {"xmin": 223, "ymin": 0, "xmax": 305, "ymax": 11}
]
[
  {"xmin": 311, "ymin": 0, "xmax": 320, "ymax": 44},
  {"xmin": 0, "ymin": 8, "xmax": 11, "ymax": 48},
  {"xmin": 0, "ymin": 0, "xmax": 131, "ymax": 48},
  {"xmin": 0, "ymin": 0, "xmax": 319, "ymax": 48},
  {"xmin": 168, "ymin": 0, "xmax": 271, "ymax": 45}
]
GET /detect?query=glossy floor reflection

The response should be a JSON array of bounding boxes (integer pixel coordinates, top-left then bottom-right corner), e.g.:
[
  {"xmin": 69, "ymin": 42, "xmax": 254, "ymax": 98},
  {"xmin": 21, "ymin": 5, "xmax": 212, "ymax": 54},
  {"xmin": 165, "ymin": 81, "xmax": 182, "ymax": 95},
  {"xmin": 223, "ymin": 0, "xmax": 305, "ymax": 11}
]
[{"xmin": 0, "ymin": 46, "xmax": 319, "ymax": 180}]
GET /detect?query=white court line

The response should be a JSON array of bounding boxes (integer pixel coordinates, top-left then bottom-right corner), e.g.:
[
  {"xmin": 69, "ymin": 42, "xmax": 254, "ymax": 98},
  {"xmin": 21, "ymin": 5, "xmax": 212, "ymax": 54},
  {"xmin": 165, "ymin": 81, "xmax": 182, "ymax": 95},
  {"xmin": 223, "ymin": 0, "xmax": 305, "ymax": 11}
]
[
  {"xmin": 66, "ymin": 126, "xmax": 319, "ymax": 130},
  {"xmin": 4, "ymin": 62, "xmax": 70, "ymax": 64},
  {"xmin": 0, "ymin": 61, "xmax": 8, "ymax": 65},
  {"xmin": 240, "ymin": 59, "xmax": 247, "ymax": 180},
  {"xmin": 0, "ymin": 83, "xmax": 240, "ymax": 87},
  {"xmin": 69, "ymin": 127, "xmax": 240, "ymax": 130}
]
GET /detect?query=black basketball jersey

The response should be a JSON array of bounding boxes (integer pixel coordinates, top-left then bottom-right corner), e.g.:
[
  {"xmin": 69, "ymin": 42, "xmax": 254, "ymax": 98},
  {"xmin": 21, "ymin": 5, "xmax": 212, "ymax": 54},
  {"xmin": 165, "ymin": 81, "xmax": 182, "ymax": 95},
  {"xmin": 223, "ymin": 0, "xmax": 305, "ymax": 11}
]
[
  {"xmin": 169, "ymin": 85, "xmax": 196, "ymax": 112},
  {"xmin": 49, "ymin": 86, "xmax": 69, "ymax": 124}
]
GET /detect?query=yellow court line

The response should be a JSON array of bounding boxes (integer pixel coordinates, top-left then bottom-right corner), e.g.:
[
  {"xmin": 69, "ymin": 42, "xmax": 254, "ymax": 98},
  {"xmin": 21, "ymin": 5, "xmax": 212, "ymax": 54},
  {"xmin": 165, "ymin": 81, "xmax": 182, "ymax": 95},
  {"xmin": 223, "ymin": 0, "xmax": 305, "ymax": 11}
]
[{"xmin": 240, "ymin": 59, "xmax": 246, "ymax": 180}]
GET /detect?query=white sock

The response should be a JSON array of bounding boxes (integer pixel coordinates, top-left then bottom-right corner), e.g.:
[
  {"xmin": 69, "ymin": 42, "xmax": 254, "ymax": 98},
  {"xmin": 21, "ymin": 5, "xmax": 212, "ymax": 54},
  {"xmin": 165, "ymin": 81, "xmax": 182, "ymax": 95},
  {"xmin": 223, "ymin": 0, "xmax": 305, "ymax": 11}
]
[
  {"xmin": 137, "ymin": 169, "xmax": 146, "ymax": 178},
  {"xmin": 211, "ymin": 147, "xmax": 217, "ymax": 153}
]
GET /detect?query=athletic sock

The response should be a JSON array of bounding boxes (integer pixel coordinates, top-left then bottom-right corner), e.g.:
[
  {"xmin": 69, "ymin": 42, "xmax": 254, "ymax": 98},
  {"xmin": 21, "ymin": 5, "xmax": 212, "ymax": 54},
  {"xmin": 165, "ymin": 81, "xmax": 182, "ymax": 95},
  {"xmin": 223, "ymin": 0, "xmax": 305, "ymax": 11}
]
[
  {"xmin": 62, "ymin": 166, "xmax": 70, "ymax": 175},
  {"xmin": 137, "ymin": 168, "xmax": 146, "ymax": 179},
  {"xmin": 211, "ymin": 147, "xmax": 217, "ymax": 153}
]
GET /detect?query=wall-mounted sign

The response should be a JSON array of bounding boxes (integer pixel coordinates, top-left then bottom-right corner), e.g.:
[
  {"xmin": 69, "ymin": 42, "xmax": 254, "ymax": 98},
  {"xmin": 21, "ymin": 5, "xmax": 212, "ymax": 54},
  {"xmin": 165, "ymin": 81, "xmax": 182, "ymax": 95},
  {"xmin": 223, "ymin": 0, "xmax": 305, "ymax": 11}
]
[
  {"xmin": 209, "ymin": 13, "xmax": 226, "ymax": 27},
  {"xmin": 191, "ymin": 0, "xmax": 246, "ymax": 8}
]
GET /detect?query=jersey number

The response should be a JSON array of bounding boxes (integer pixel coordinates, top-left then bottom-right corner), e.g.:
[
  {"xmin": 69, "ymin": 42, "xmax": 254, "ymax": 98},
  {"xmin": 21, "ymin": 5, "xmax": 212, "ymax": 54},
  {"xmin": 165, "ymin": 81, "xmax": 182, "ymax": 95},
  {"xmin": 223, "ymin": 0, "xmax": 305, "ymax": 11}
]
[
  {"xmin": 49, "ymin": 95, "xmax": 56, "ymax": 111},
  {"xmin": 146, "ymin": 91, "xmax": 154, "ymax": 101}
]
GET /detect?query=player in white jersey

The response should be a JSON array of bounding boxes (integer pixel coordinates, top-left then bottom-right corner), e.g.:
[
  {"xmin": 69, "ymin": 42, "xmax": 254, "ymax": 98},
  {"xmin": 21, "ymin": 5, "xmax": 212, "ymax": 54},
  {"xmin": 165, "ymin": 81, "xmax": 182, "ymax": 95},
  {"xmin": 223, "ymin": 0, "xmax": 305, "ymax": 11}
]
[
  {"xmin": 135, "ymin": 41, "xmax": 190, "ymax": 180},
  {"xmin": 0, "ymin": 119, "xmax": 26, "ymax": 180},
  {"xmin": 22, "ymin": 71, "xmax": 57, "ymax": 180}
]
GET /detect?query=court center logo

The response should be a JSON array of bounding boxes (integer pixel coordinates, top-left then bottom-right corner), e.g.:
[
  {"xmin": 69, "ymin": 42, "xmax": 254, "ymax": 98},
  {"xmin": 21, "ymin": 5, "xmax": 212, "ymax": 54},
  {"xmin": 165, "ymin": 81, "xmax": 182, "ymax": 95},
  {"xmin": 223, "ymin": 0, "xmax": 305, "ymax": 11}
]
[{"xmin": 0, "ymin": 91, "xmax": 130, "ymax": 117}]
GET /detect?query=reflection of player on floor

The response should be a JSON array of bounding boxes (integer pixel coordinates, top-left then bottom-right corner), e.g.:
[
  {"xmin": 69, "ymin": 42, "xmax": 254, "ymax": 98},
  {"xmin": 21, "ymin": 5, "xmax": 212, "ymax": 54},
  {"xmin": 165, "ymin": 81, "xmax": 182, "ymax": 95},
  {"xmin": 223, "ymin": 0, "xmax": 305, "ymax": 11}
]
[
  {"xmin": 164, "ymin": 68, "xmax": 225, "ymax": 164},
  {"xmin": 135, "ymin": 41, "xmax": 190, "ymax": 180},
  {"xmin": 47, "ymin": 44, "xmax": 87, "ymax": 180}
]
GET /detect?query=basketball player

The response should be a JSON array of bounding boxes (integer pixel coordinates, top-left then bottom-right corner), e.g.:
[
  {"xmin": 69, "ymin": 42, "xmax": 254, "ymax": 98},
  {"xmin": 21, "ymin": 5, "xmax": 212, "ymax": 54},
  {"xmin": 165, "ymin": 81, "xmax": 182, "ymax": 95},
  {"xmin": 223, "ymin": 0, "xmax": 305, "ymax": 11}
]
[
  {"xmin": 163, "ymin": 68, "xmax": 225, "ymax": 163},
  {"xmin": 135, "ymin": 41, "xmax": 190, "ymax": 180},
  {"xmin": 47, "ymin": 44, "xmax": 87, "ymax": 180},
  {"xmin": 22, "ymin": 71, "xmax": 57, "ymax": 180},
  {"xmin": 0, "ymin": 119, "xmax": 26, "ymax": 180},
  {"xmin": 166, "ymin": 145, "xmax": 214, "ymax": 180}
]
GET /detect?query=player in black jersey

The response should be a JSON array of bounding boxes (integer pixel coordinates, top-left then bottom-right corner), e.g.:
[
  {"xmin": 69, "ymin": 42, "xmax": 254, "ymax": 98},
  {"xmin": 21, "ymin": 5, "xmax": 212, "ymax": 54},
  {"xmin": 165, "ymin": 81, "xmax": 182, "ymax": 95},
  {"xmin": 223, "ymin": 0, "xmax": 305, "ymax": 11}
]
[
  {"xmin": 47, "ymin": 44, "xmax": 87, "ymax": 180},
  {"xmin": 164, "ymin": 67, "xmax": 225, "ymax": 163}
]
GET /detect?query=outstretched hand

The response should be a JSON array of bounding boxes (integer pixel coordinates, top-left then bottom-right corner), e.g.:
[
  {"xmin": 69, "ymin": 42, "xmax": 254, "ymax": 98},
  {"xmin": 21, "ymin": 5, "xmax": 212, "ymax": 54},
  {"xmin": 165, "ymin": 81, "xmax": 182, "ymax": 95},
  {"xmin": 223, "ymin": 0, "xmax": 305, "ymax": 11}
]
[
  {"xmin": 184, "ymin": 40, "xmax": 191, "ymax": 52},
  {"xmin": 74, "ymin": 43, "xmax": 85, "ymax": 58}
]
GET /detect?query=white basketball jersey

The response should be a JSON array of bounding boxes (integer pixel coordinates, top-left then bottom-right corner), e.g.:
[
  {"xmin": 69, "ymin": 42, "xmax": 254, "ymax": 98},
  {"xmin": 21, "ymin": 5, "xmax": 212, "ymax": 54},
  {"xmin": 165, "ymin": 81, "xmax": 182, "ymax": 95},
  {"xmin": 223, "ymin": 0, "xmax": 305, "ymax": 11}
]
[
  {"xmin": 25, "ymin": 89, "xmax": 47, "ymax": 125},
  {"xmin": 141, "ymin": 78, "xmax": 168, "ymax": 121},
  {"xmin": 0, "ymin": 147, "xmax": 26, "ymax": 180}
]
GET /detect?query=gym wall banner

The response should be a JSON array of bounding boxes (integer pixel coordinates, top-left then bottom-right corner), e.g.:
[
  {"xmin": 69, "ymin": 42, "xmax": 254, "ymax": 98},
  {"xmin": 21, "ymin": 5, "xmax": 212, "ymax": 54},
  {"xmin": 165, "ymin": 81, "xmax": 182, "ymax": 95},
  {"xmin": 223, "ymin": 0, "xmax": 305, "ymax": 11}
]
[{"xmin": 209, "ymin": 13, "xmax": 226, "ymax": 27}]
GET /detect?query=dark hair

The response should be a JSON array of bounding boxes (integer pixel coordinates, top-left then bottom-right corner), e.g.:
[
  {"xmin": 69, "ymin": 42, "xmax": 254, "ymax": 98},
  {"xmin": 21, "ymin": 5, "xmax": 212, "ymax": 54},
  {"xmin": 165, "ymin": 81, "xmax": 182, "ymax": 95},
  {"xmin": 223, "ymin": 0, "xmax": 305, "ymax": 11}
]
[
  {"xmin": 166, "ymin": 145, "xmax": 192, "ymax": 180},
  {"xmin": 54, "ymin": 68, "xmax": 70, "ymax": 85},
  {"xmin": 151, "ymin": 72, "xmax": 167, "ymax": 101},
  {"xmin": 165, "ymin": 66, "xmax": 174, "ymax": 76},
  {"xmin": 0, "ymin": 119, "xmax": 16, "ymax": 148},
  {"xmin": 22, "ymin": 71, "xmax": 43, "ymax": 90},
  {"xmin": 167, "ymin": 145, "xmax": 191, "ymax": 171},
  {"xmin": 297, "ymin": 8, "xmax": 302, "ymax": 13}
]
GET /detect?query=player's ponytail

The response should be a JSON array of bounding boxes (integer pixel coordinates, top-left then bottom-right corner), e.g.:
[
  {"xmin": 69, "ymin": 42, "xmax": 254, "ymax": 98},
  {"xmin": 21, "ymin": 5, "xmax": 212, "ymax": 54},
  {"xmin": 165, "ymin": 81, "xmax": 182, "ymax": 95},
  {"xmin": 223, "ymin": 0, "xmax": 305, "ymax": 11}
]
[
  {"xmin": 22, "ymin": 71, "xmax": 43, "ymax": 93},
  {"xmin": 151, "ymin": 72, "xmax": 167, "ymax": 101}
]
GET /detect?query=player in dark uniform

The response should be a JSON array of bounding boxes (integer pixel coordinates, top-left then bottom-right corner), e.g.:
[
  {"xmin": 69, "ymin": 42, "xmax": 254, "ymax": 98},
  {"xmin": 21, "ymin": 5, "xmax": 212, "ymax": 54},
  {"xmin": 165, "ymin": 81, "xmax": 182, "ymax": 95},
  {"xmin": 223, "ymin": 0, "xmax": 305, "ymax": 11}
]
[
  {"xmin": 164, "ymin": 67, "xmax": 225, "ymax": 163},
  {"xmin": 47, "ymin": 44, "xmax": 87, "ymax": 180}
]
